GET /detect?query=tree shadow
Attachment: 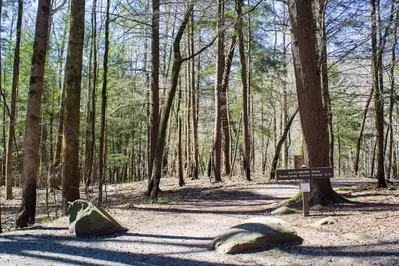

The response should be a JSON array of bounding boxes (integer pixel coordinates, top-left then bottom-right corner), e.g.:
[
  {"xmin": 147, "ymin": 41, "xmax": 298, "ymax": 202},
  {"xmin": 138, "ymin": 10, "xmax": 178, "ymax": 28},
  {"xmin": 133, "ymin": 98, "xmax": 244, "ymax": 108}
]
[
  {"xmin": 0, "ymin": 232, "xmax": 228, "ymax": 266},
  {"xmin": 278, "ymin": 239, "xmax": 399, "ymax": 258}
]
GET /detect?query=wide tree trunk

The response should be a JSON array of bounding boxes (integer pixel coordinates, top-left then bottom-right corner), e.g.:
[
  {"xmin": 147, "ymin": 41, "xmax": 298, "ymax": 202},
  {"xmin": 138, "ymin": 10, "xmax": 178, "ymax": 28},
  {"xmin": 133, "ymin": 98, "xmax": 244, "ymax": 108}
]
[
  {"xmin": 5, "ymin": 0, "xmax": 23, "ymax": 200},
  {"xmin": 61, "ymin": 0, "xmax": 85, "ymax": 212},
  {"xmin": 288, "ymin": 0, "xmax": 338, "ymax": 205},
  {"xmin": 15, "ymin": 0, "xmax": 51, "ymax": 228}
]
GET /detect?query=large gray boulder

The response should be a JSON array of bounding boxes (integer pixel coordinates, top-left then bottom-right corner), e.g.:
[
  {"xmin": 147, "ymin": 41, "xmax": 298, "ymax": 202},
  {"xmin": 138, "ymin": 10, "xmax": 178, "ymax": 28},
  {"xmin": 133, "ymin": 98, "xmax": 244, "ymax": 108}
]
[
  {"xmin": 68, "ymin": 199, "xmax": 127, "ymax": 237},
  {"xmin": 212, "ymin": 217, "xmax": 303, "ymax": 254}
]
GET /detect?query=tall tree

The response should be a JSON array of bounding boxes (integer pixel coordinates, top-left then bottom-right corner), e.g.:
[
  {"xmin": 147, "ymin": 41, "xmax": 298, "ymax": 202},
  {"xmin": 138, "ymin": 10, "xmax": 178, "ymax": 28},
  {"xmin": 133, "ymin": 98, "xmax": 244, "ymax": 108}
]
[
  {"xmin": 147, "ymin": 0, "xmax": 160, "ymax": 193},
  {"xmin": 211, "ymin": 0, "xmax": 224, "ymax": 182},
  {"xmin": 236, "ymin": 0, "xmax": 251, "ymax": 181},
  {"xmin": 316, "ymin": 0, "xmax": 333, "ymax": 167},
  {"xmin": 15, "ymin": 0, "xmax": 51, "ymax": 228},
  {"xmin": 5, "ymin": 0, "xmax": 23, "ymax": 200},
  {"xmin": 61, "ymin": 0, "xmax": 85, "ymax": 211},
  {"xmin": 370, "ymin": 0, "xmax": 394, "ymax": 187},
  {"xmin": 0, "ymin": 0, "xmax": 2, "ymax": 234},
  {"xmin": 288, "ymin": 0, "xmax": 340, "ymax": 205},
  {"xmin": 147, "ymin": 4, "xmax": 194, "ymax": 200},
  {"xmin": 98, "ymin": 0, "xmax": 110, "ymax": 205}
]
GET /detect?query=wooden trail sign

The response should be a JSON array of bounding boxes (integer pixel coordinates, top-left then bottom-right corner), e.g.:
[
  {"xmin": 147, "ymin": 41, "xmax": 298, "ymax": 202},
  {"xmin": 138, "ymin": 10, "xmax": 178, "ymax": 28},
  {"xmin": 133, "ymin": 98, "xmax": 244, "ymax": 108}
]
[
  {"xmin": 275, "ymin": 166, "xmax": 334, "ymax": 217},
  {"xmin": 275, "ymin": 167, "xmax": 333, "ymax": 181}
]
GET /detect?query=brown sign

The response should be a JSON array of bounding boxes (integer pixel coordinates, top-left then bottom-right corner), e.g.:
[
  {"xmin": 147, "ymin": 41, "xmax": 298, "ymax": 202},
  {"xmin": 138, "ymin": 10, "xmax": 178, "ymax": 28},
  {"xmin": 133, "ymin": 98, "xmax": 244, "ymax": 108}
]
[{"xmin": 276, "ymin": 167, "xmax": 333, "ymax": 180}]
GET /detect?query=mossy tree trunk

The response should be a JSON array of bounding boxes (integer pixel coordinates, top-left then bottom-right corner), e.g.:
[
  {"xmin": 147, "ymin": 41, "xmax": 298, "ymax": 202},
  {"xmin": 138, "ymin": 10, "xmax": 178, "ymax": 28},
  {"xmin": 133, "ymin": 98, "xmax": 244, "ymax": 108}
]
[{"xmin": 62, "ymin": 0, "xmax": 85, "ymax": 212}]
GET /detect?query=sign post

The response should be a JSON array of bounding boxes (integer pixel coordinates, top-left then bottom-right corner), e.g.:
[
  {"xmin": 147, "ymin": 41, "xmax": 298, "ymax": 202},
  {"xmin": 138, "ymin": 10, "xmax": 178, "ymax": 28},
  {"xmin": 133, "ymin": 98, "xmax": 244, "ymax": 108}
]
[{"xmin": 276, "ymin": 167, "xmax": 333, "ymax": 217}]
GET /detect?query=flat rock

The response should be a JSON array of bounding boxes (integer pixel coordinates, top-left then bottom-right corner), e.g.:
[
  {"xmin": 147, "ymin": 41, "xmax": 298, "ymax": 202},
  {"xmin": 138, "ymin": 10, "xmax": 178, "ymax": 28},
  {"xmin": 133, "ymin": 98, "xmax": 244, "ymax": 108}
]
[
  {"xmin": 311, "ymin": 217, "xmax": 338, "ymax": 227},
  {"xmin": 68, "ymin": 199, "xmax": 127, "ymax": 237},
  {"xmin": 271, "ymin": 206, "xmax": 298, "ymax": 215},
  {"xmin": 343, "ymin": 232, "xmax": 372, "ymax": 241},
  {"xmin": 212, "ymin": 217, "xmax": 303, "ymax": 254}
]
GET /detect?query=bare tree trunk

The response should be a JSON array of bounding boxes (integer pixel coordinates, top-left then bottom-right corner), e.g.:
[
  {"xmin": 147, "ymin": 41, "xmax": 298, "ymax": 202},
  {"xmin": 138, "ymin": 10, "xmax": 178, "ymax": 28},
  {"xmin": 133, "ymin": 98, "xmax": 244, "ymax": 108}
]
[
  {"xmin": 316, "ymin": 0, "xmax": 333, "ymax": 168},
  {"xmin": 147, "ymin": 0, "xmax": 160, "ymax": 192},
  {"xmin": 61, "ymin": 0, "xmax": 85, "ymax": 212},
  {"xmin": 211, "ymin": 0, "xmax": 224, "ymax": 182},
  {"xmin": 177, "ymin": 82, "xmax": 184, "ymax": 186},
  {"xmin": 84, "ymin": 0, "xmax": 97, "ymax": 196},
  {"xmin": 98, "ymin": 0, "xmax": 110, "ymax": 205},
  {"xmin": 270, "ymin": 109, "xmax": 299, "ymax": 179},
  {"xmin": 15, "ymin": 0, "xmax": 51, "ymax": 228},
  {"xmin": 219, "ymin": 23, "xmax": 238, "ymax": 177},
  {"xmin": 387, "ymin": 7, "xmax": 398, "ymax": 180},
  {"xmin": 53, "ymin": 13, "xmax": 69, "ymax": 189},
  {"xmin": 147, "ymin": 4, "xmax": 194, "ymax": 200},
  {"xmin": 191, "ymin": 16, "xmax": 199, "ymax": 180},
  {"xmin": 0, "ymin": 0, "xmax": 3, "ymax": 233},
  {"xmin": 236, "ymin": 0, "xmax": 251, "ymax": 181},
  {"xmin": 353, "ymin": 90, "xmax": 373, "ymax": 175},
  {"xmin": 5, "ymin": 0, "xmax": 23, "ymax": 200},
  {"xmin": 288, "ymin": 0, "xmax": 339, "ymax": 205}
]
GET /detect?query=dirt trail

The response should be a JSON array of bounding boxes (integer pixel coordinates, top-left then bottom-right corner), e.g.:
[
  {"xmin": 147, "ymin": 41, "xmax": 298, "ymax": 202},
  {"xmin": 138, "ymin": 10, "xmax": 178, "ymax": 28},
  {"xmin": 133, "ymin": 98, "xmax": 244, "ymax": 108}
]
[{"xmin": 0, "ymin": 177, "xmax": 398, "ymax": 265}]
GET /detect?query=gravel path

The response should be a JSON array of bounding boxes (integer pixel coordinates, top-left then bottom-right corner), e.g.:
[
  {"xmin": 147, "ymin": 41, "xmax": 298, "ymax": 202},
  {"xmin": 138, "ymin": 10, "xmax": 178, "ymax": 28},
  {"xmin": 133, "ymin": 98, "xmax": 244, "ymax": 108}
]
[{"xmin": 1, "ymin": 177, "xmax": 398, "ymax": 265}]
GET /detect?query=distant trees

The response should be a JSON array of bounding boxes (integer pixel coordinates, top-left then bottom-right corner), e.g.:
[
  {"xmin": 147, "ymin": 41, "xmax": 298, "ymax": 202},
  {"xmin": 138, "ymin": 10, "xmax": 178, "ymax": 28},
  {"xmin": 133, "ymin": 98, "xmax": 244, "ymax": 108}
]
[{"xmin": 0, "ymin": 0, "xmax": 395, "ymax": 228}]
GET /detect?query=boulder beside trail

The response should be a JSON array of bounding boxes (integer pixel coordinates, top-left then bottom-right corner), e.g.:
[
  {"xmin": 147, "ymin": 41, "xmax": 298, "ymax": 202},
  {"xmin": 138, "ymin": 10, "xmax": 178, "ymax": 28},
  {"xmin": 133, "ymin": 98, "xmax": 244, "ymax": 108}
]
[
  {"xmin": 68, "ymin": 199, "xmax": 127, "ymax": 237},
  {"xmin": 311, "ymin": 217, "xmax": 339, "ymax": 227},
  {"xmin": 212, "ymin": 217, "xmax": 303, "ymax": 254},
  {"xmin": 270, "ymin": 206, "xmax": 298, "ymax": 216}
]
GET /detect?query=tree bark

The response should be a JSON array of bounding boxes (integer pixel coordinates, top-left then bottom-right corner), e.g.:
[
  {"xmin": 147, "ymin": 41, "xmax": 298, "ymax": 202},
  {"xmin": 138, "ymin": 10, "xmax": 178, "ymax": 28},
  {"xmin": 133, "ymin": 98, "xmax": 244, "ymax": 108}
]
[
  {"xmin": 270, "ymin": 109, "xmax": 299, "ymax": 179},
  {"xmin": 5, "ymin": 0, "xmax": 23, "ymax": 200},
  {"xmin": 370, "ymin": 0, "xmax": 385, "ymax": 188},
  {"xmin": 61, "ymin": 0, "xmax": 85, "ymax": 212},
  {"xmin": 316, "ymin": 0, "xmax": 333, "ymax": 168},
  {"xmin": 353, "ymin": 90, "xmax": 373, "ymax": 175},
  {"xmin": 220, "ymin": 25, "xmax": 237, "ymax": 176},
  {"xmin": 16, "ymin": 0, "xmax": 51, "ymax": 228},
  {"xmin": 288, "ymin": 0, "xmax": 338, "ymax": 205},
  {"xmin": 191, "ymin": 15, "xmax": 199, "ymax": 180},
  {"xmin": 236, "ymin": 0, "xmax": 251, "ymax": 181},
  {"xmin": 387, "ymin": 7, "xmax": 398, "ymax": 180},
  {"xmin": 147, "ymin": 4, "xmax": 194, "ymax": 200},
  {"xmin": 211, "ymin": 0, "xmax": 224, "ymax": 183},
  {"xmin": 147, "ymin": 0, "xmax": 160, "ymax": 192},
  {"xmin": 98, "ymin": 0, "xmax": 110, "ymax": 206}
]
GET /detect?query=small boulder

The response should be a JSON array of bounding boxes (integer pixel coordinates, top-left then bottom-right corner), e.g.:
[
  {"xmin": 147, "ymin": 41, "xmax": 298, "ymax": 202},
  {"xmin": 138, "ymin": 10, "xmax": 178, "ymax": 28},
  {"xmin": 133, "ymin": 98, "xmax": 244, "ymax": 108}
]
[
  {"xmin": 271, "ymin": 206, "xmax": 298, "ymax": 216},
  {"xmin": 212, "ymin": 217, "xmax": 303, "ymax": 254},
  {"xmin": 343, "ymin": 232, "xmax": 372, "ymax": 241},
  {"xmin": 311, "ymin": 217, "xmax": 338, "ymax": 227},
  {"xmin": 68, "ymin": 199, "xmax": 127, "ymax": 237}
]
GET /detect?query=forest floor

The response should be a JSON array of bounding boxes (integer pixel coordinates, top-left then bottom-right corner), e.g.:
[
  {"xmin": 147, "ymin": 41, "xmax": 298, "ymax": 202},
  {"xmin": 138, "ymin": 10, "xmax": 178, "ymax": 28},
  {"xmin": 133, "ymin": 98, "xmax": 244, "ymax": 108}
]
[{"xmin": 0, "ymin": 175, "xmax": 399, "ymax": 266}]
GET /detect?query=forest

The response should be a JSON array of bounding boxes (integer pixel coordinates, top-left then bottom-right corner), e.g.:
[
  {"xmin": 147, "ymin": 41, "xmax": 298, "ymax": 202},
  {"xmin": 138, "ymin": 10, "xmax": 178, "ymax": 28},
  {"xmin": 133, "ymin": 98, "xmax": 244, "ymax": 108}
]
[{"xmin": 0, "ymin": 0, "xmax": 397, "ymax": 243}]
